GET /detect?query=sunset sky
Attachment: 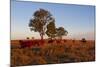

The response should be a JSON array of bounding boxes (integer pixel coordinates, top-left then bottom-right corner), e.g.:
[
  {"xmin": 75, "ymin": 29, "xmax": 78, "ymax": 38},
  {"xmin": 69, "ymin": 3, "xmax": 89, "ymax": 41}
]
[{"xmin": 11, "ymin": 0, "xmax": 95, "ymax": 40}]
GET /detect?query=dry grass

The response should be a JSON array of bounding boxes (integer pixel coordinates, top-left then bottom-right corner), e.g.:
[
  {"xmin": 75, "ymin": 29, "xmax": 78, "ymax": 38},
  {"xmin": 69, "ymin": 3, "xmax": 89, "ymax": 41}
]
[{"xmin": 11, "ymin": 39, "xmax": 95, "ymax": 66}]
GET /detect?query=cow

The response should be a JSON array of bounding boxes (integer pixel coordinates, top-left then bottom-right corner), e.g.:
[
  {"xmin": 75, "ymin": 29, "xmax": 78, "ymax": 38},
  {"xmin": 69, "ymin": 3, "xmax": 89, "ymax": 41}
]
[
  {"xmin": 19, "ymin": 40, "xmax": 44, "ymax": 48},
  {"xmin": 19, "ymin": 40, "xmax": 33, "ymax": 48},
  {"xmin": 56, "ymin": 40, "xmax": 61, "ymax": 44},
  {"xmin": 48, "ymin": 39, "xmax": 54, "ymax": 44}
]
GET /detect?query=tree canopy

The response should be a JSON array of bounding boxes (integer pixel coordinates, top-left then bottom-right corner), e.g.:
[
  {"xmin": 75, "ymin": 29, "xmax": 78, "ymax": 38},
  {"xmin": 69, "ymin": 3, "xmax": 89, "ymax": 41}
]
[
  {"xmin": 29, "ymin": 8, "xmax": 68, "ymax": 40},
  {"xmin": 46, "ymin": 21, "xmax": 56, "ymax": 39},
  {"xmin": 56, "ymin": 27, "xmax": 68, "ymax": 39},
  {"xmin": 29, "ymin": 9, "xmax": 55, "ymax": 40}
]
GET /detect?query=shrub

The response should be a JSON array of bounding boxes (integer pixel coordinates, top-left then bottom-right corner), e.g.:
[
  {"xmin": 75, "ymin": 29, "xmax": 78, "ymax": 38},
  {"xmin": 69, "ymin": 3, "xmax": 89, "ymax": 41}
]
[{"xmin": 81, "ymin": 38, "xmax": 86, "ymax": 43}]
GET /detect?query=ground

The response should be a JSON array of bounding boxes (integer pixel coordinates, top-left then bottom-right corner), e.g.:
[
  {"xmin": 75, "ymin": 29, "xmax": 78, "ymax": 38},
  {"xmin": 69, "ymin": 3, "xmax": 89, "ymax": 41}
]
[{"xmin": 11, "ymin": 39, "xmax": 95, "ymax": 66}]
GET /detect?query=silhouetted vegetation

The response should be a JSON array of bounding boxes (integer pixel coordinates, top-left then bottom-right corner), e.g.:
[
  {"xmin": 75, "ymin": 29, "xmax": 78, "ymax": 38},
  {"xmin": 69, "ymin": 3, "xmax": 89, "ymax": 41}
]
[
  {"xmin": 26, "ymin": 37, "xmax": 29, "ymax": 39},
  {"xmin": 81, "ymin": 38, "xmax": 87, "ymax": 43}
]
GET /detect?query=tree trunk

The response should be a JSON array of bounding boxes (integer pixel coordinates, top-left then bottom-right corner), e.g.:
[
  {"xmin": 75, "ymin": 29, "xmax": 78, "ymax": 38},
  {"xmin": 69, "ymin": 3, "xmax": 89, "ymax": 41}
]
[
  {"xmin": 41, "ymin": 34, "xmax": 43, "ymax": 41},
  {"xmin": 40, "ymin": 33, "xmax": 44, "ymax": 46}
]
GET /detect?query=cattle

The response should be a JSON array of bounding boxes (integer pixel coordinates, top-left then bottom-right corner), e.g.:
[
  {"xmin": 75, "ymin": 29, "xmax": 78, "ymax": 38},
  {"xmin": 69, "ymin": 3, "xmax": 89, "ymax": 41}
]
[
  {"xmin": 48, "ymin": 39, "xmax": 54, "ymax": 43},
  {"xmin": 19, "ymin": 40, "xmax": 44, "ymax": 48},
  {"xmin": 56, "ymin": 40, "xmax": 61, "ymax": 44},
  {"xmin": 63, "ymin": 40, "xmax": 67, "ymax": 42},
  {"xmin": 72, "ymin": 39, "xmax": 75, "ymax": 43},
  {"xmin": 19, "ymin": 40, "xmax": 33, "ymax": 48}
]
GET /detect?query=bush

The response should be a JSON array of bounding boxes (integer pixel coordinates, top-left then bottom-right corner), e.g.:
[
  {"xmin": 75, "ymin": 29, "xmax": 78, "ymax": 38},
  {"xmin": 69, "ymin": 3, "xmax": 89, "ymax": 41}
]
[{"xmin": 81, "ymin": 38, "xmax": 86, "ymax": 43}]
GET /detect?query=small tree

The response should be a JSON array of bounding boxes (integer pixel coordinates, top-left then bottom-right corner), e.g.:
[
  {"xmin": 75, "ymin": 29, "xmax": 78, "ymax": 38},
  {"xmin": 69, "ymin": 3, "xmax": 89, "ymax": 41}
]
[
  {"xmin": 26, "ymin": 37, "xmax": 29, "ymax": 39},
  {"xmin": 81, "ymin": 38, "xmax": 86, "ymax": 43},
  {"xmin": 56, "ymin": 27, "xmax": 68, "ymax": 39},
  {"xmin": 46, "ymin": 21, "xmax": 56, "ymax": 39},
  {"xmin": 29, "ymin": 9, "xmax": 55, "ymax": 43}
]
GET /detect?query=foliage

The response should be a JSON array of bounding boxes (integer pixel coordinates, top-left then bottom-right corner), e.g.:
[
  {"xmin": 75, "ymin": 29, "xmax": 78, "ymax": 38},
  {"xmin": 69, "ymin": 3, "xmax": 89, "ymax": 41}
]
[
  {"xmin": 26, "ymin": 37, "xmax": 29, "ymax": 39},
  {"xmin": 29, "ymin": 9, "xmax": 68, "ymax": 40},
  {"xmin": 81, "ymin": 38, "xmax": 86, "ymax": 43},
  {"xmin": 29, "ymin": 9, "xmax": 55, "ymax": 40},
  {"xmin": 56, "ymin": 27, "xmax": 68, "ymax": 39},
  {"xmin": 46, "ymin": 21, "xmax": 56, "ymax": 39}
]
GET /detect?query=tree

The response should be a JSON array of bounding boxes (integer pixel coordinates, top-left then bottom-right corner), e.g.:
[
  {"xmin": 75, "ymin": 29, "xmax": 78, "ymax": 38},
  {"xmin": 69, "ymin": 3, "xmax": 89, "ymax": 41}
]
[
  {"xmin": 26, "ymin": 37, "xmax": 29, "ymax": 39},
  {"xmin": 46, "ymin": 21, "xmax": 56, "ymax": 39},
  {"xmin": 56, "ymin": 27, "xmax": 68, "ymax": 39},
  {"xmin": 29, "ymin": 9, "xmax": 55, "ymax": 42},
  {"xmin": 81, "ymin": 38, "xmax": 86, "ymax": 43}
]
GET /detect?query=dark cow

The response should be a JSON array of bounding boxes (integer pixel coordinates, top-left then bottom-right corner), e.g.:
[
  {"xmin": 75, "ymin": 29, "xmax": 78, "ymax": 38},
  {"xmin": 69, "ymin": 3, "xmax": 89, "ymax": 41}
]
[
  {"xmin": 48, "ymin": 39, "xmax": 54, "ymax": 44},
  {"xmin": 56, "ymin": 40, "xmax": 61, "ymax": 44},
  {"xmin": 19, "ymin": 40, "xmax": 44, "ymax": 48},
  {"xmin": 63, "ymin": 39, "xmax": 67, "ymax": 42},
  {"xmin": 19, "ymin": 40, "xmax": 33, "ymax": 48}
]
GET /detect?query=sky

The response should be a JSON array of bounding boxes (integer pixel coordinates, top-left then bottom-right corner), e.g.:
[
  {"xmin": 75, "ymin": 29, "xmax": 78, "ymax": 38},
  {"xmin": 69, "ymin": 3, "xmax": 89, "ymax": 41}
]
[{"xmin": 11, "ymin": 0, "xmax": 95, "ymax": 40}]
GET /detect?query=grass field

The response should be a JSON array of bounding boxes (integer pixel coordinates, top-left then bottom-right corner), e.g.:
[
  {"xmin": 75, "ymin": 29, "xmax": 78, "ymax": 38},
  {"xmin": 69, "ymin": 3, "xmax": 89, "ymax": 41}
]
[{"xmin": 11, "ymin": 39, "xmax": 95, "ymax": 66}]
